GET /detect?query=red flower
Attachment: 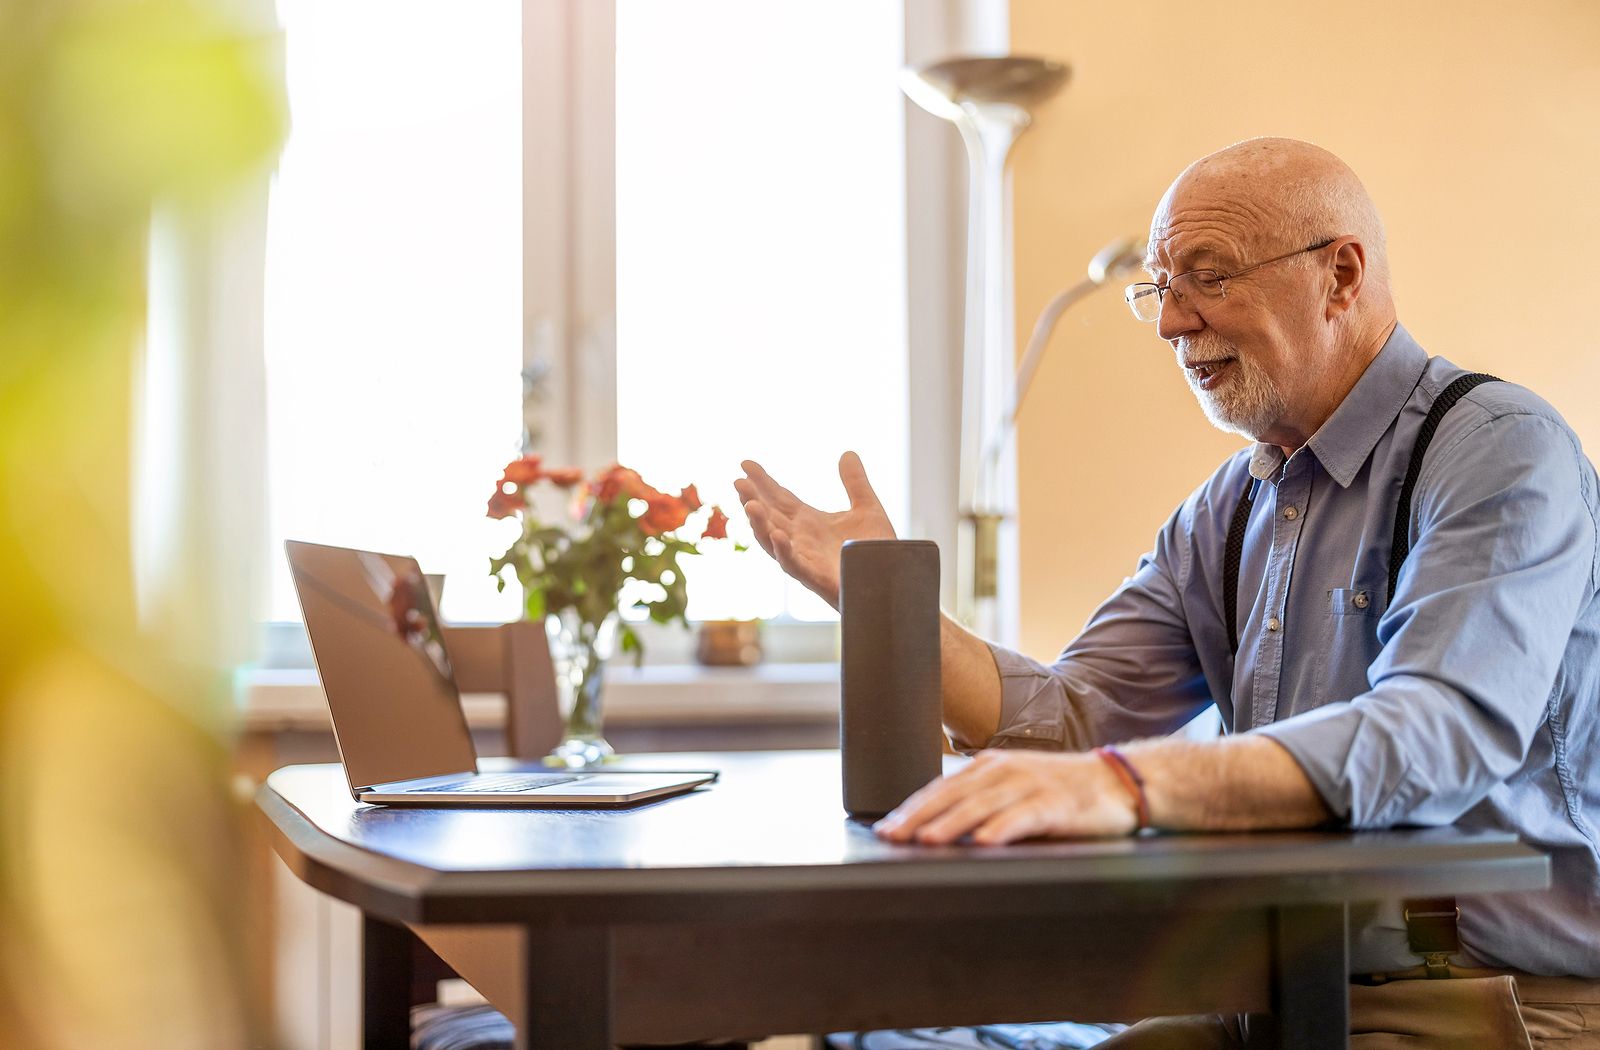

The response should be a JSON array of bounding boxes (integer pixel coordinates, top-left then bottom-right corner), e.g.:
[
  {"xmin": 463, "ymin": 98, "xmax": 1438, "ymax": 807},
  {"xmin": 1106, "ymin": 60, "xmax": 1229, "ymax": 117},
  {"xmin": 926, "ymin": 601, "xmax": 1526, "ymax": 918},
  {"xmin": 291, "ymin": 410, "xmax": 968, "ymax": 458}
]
[
  {"xmin": 701, "ymin": 505, "xmax": 730, "ymax": 540},
  {"xmin": 639, "ymin": 492, "xmax": 693, "ymax": 536},
  {"xmin": 592, "ymin": 464, "xmax": 654, "ymax": 506},
  {"xmin": 500, "ymin": 455, "xmax": 544, "ymax": 486},
  {"xmin": 545, "ymin": 466, "xmax": 584, "ymax": 487},
  {"xmin": 680, "ymin": 484, "xmax": 702, "ymax": 512},
  {"xmin": 486, "ymin": 485, "xmax": 523, "ymax": 519}
]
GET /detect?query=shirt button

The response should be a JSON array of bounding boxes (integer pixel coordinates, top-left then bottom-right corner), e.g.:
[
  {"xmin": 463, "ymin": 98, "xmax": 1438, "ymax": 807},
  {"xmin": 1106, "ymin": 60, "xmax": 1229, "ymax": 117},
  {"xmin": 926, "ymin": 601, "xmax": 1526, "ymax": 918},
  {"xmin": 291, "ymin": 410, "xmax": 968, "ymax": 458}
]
[
  {"xmin": 1353, "ymin": 592, "xmax": 1370, "ymax": 609},
  {"xmin": 1283, "ymin": 506, "xmax": 1299, "ymax": 520},
  {"xmin": 1266, "ymin": 616, "xmax": 1282, "ymax": 632}
]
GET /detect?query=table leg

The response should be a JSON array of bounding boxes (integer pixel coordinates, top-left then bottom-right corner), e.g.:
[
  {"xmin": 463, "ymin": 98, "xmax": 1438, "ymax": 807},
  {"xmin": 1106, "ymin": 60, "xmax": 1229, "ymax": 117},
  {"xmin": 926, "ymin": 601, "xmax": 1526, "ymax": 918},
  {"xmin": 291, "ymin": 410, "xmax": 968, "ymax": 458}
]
[
  {"xmin": 362, "ymin": 914, "xmax": 413, "ymax": 1050},
  {"xmin": 1272, "ymin": 902, "xmax": 1349, "ymax": 1049},
  {"xmin": 516, "ymin": 923, "xmax": 613, "ymax": 1050}
]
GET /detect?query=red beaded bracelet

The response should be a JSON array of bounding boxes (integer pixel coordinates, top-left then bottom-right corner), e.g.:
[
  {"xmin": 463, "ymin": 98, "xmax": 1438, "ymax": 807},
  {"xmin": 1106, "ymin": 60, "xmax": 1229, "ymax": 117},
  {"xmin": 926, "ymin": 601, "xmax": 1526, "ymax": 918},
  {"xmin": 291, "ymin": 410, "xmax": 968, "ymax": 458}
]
[{"xmin": 1094, "ymin": 745, "xmax": 1150, "ymax": 832}]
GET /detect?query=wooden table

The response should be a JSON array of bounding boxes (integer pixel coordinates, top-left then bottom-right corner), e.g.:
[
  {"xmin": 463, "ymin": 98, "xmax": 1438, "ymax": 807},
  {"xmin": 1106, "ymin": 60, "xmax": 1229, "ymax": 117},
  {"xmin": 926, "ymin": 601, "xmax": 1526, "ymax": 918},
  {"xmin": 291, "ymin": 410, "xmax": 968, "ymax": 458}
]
[{"xmin": 258, "ymin": 751, "xmax": 1549, "ymax": 1049}]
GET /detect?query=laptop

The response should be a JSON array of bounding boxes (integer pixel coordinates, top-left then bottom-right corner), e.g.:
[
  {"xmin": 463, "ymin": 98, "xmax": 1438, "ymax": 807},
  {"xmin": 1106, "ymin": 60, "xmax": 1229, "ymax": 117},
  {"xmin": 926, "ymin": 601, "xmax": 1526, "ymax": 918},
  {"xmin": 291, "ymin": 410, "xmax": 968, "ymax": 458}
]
[{"xmin": 285, "ymin": 539, "xmax": 717, "ymax": 806}]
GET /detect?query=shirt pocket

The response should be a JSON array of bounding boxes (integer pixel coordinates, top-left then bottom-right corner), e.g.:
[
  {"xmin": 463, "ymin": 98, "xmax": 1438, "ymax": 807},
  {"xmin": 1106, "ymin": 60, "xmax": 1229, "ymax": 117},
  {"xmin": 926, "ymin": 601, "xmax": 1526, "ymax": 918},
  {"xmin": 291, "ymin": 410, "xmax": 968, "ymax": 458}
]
[{"xmin": 1314, "ymin": 587, "xmax": 1384, "ymax": 707}]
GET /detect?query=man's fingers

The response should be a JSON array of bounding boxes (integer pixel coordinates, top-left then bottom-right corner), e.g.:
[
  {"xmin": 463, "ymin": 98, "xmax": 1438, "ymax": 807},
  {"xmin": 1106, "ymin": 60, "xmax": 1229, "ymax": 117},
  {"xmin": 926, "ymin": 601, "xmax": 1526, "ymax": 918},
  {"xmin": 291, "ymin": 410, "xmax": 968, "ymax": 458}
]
[
  {"xmin": 836, "ymin": 451, "xmax": 886, "ymax": 513},
  {"xmin": 748, "ymin": 511, "xmax": 809, "ymax": 589},
  {"xmin": 765, "ymin": 526, "xmax": 808, "ymax": 578},
  {"xmin": 973, "ymin": 793, "xmax": 1123, "ymax": 844},
  {"xmin": 874, "ymin": 763, "xmax": 1002, "ymax": 842},
  {"xmin": 971, "ymin": 797, "xmax": 1050, "ymax": 846},
  {"xmin": 910, "ymin": 781, "xmax": 1035, "ymax": 845},
  {"xmin": 741, "ymin": 501, "xmax": 779, "ymax": 560},
  {"xmin": 877, "ymin": 752, "xmax": 1140, "ymax": 846},
  {"xmin": 738, "ymin": 491, "xmax": 780, "ymax": 532},
  {"xmin": 739, "ymin": 460, "xmax": 805, "ymax": 515},
  {"xmin": 873, "ymin": 783, "xmax": 955, "ymax": 842},
  {"xmin": 741, "ymin": 493, "xmax": 797, "ymax": 550}
]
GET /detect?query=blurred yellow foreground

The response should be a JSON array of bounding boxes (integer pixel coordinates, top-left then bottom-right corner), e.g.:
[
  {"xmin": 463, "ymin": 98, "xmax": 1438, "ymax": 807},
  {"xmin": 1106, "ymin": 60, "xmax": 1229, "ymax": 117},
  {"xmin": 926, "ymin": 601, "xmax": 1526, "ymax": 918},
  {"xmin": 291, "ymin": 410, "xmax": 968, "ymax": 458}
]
[{"xmin": 0, "ymin": 1, "xmax": 285, "ymax": 1046}]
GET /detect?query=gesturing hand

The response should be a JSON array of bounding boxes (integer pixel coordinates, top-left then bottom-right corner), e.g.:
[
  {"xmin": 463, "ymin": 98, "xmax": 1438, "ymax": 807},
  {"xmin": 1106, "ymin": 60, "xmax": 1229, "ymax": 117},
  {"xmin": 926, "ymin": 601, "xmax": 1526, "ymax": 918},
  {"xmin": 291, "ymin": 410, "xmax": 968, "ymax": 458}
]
[
  {"xmin": 734, "ymin": 452, "xmax": 896, "ymax": 610},
  {"xmin": 872, "ymin": 750, "xmax": 1140, "ymax": 845}
]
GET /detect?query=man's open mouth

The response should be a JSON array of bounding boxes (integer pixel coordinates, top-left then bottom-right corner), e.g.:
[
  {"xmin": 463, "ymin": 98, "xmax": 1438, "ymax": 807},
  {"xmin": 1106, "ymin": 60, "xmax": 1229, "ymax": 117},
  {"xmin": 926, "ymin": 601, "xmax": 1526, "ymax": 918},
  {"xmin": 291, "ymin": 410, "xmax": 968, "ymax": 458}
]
[{"xmin": 1184, "ymin": 357, "xmax": 1236, "ymax": 389}]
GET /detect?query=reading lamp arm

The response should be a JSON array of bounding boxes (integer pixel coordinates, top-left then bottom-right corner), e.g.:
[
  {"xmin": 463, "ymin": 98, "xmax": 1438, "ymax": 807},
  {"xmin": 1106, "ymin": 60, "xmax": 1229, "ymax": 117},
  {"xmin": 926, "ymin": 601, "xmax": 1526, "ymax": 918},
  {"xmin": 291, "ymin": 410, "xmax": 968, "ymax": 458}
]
[{"xmin": 974, "ymin": 237, "xmax": 1145, "ymax": 509}]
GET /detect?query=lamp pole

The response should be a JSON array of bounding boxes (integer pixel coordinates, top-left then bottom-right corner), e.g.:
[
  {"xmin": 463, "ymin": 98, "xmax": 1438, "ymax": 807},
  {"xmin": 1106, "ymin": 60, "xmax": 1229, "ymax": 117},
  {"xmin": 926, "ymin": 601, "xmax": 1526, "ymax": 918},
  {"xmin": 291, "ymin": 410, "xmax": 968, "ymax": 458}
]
[{"xmin": 901, "ymin": 55, "xmax": 1068, "ymax": 646}]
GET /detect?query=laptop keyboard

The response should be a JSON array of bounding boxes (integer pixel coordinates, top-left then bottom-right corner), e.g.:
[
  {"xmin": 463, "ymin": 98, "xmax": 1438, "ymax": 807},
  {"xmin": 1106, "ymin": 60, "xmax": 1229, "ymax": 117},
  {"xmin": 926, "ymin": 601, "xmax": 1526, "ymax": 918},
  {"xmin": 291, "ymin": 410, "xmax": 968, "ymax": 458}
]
[{"xmin": 414, "ymin": 772, "xmax": 586, "ymax": 793}]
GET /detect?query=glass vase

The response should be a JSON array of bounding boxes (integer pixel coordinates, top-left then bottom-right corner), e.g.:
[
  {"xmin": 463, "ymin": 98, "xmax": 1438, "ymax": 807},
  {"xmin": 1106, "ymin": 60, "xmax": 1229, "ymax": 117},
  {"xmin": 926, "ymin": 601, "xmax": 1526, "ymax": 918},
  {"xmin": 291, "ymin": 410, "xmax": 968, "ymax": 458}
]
[{"xmin": 543, "ymin": 608, "xmax": 619, "ymax": 768}]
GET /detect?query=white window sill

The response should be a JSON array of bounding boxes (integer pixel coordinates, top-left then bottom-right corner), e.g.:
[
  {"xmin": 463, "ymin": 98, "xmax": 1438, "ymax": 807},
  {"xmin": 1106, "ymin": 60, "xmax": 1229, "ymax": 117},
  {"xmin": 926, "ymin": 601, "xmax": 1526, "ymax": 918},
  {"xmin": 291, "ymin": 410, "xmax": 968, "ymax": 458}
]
[{"xmin": 238, "ymin": 663, "xmax": 841, "ymax": 733}]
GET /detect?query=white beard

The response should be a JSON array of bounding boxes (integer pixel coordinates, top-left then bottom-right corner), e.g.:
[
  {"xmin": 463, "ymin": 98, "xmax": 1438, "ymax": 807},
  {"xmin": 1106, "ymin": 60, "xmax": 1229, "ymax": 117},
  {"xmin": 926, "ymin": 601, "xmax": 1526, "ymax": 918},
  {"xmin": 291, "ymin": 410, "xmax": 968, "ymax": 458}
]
[{"xmin": 1180, "ymin": 340, "xmax": 1287, "ymax": 441}]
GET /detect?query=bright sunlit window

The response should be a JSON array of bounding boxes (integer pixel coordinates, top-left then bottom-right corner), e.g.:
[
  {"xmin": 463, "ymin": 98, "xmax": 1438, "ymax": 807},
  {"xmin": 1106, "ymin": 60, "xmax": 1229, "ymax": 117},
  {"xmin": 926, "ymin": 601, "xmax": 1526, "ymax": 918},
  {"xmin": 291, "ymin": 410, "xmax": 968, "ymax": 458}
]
[
  {"xmin": 264, "ymin": 0, "xmax": 523, "ymax": 624},
  {"xmin": 615, "ymin": 0, "xmax": 909, "ymax": 623},
  {"xmin": 265, "ymin": 1, "xmax": 911, "ymax": 635}
]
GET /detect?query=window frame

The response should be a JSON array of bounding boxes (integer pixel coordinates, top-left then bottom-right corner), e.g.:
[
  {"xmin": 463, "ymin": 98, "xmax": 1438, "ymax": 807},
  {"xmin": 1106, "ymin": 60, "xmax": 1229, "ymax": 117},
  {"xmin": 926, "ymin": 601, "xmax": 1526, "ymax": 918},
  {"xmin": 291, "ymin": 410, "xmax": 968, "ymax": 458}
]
[
  {"xmin": 526, "ymin": 0, "xmax": 997, "ymax": 634},
  {"xmin": 255, "ymin": 0, "xmax": 996, "ymax": 669}
]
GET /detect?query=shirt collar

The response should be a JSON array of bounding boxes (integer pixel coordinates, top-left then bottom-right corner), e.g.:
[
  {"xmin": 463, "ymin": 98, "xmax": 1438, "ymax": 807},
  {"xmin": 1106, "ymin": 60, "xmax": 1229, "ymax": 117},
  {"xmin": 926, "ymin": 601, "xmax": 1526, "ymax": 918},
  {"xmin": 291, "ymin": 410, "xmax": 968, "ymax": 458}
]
[{"xmin": 1247, "ymin": 323, "xmax": 1428, "ymax": 487}]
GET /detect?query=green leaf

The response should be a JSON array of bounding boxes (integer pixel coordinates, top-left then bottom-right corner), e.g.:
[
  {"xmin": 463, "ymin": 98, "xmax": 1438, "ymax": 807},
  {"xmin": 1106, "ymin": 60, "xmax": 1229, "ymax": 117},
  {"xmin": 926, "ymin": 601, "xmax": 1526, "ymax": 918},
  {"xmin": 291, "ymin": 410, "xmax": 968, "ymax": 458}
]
[{"xmin": 618, "ymin": 623, "xmax": 645, "ymax": 667}]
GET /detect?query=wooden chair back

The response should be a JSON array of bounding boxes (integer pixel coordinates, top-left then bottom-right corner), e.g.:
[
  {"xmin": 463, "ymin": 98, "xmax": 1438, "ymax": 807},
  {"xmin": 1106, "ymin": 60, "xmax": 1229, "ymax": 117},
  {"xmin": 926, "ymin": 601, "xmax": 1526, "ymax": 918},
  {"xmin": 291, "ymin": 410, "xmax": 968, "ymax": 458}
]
[{"xmin": 440, "ymin": 622, "xmax": 562, "ymax": 760}]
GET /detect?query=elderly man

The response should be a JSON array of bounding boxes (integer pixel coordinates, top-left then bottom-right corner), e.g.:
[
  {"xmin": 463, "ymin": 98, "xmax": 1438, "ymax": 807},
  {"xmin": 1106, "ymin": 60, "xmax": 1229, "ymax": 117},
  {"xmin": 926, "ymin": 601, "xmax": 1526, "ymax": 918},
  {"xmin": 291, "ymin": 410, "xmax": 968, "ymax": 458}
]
[{"xmin": 734, "ymin": 139, "xmax": 1600, "ymax": 1047}]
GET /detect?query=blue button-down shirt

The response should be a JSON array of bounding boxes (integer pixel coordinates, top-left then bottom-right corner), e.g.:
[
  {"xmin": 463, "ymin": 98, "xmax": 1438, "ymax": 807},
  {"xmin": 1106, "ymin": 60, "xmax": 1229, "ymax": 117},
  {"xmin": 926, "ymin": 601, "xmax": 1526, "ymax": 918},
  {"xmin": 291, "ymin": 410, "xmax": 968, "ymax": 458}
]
[{"xmin": 987, "ymin": 324, "xmax": 1600, "ymax": 976}]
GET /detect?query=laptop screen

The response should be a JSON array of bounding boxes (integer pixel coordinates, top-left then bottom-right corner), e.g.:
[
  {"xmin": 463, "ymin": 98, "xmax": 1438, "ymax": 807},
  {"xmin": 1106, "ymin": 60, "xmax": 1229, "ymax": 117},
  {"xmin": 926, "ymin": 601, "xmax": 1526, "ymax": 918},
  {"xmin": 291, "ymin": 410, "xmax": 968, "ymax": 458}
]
[{"xmin": 286, "ymin": 540, "xmax": 477, "ymax": 790}]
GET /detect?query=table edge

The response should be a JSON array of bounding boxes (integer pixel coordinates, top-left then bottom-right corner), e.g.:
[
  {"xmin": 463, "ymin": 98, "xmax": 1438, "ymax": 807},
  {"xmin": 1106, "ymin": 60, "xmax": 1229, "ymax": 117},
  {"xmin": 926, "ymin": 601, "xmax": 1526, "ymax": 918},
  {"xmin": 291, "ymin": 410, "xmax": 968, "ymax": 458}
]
[{"xmin": 256, "ymin": 782, "xmax": 1551, "ymax": 926}]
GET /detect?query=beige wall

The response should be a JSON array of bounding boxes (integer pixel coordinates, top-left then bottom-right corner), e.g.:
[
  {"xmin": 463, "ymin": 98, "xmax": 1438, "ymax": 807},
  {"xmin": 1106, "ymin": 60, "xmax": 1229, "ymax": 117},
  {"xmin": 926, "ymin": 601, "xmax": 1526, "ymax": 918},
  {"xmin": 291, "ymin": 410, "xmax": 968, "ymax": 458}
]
[{"xmin": 1006, "ymin": 0, "xmax": 1600, "ymax": 660}]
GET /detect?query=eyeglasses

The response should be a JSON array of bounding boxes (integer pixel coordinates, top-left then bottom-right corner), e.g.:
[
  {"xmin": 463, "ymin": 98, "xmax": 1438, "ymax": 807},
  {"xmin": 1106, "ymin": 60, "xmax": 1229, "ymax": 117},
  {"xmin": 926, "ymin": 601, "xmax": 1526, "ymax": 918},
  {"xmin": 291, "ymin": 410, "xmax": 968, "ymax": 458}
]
[{"xmin": 1124, "ymin": 239, "xmax": 1338, "ymax": 322}]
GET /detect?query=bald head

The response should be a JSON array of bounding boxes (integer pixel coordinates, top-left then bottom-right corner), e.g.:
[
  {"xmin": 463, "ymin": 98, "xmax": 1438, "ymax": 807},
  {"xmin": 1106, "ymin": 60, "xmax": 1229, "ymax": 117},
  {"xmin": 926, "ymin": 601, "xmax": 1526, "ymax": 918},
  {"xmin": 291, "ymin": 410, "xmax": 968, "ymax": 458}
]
[
  {"xmin": 1150, "ymin": 137, "xmax": 1392, "ymax": 302},
  {"xmin": 1143, "ymin": 138, "xmax": 1401, "ymax": 451}
]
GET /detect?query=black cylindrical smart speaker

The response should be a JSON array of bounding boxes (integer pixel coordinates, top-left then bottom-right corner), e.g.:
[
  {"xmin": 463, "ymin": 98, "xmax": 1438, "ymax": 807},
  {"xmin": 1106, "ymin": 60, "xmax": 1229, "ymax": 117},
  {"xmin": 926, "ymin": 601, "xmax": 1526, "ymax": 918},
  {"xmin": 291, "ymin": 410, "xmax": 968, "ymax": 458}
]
[{"xmin": 839, "ymin": 539, "xmax": 943, "ymax": 820}]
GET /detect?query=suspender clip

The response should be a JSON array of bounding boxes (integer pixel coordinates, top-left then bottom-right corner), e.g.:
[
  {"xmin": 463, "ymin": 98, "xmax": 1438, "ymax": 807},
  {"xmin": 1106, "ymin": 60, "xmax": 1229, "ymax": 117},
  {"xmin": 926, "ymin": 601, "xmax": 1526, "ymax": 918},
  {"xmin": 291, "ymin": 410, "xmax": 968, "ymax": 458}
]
[{"xmin": 1404, "ymin": 899, "xmax": 1460, "ymax": 979}]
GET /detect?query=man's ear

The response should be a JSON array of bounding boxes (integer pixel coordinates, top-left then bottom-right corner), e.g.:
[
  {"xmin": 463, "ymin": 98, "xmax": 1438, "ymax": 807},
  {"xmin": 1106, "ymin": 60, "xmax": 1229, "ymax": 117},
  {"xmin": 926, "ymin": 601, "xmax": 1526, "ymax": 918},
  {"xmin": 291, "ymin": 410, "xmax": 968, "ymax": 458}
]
[{"xmin": 1326, "ymin": 238, "xmax": 1365, "ymax": 318}]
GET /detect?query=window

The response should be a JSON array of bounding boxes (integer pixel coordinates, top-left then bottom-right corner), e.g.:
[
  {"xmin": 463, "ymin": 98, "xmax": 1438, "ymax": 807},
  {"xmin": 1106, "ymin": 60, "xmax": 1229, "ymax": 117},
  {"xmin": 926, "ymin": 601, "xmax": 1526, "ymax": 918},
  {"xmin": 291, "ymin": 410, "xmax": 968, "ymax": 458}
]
[
  {"xmin": 259, "ymin": 0, "xmax": 965, "ymax": 661},
  {"xmin": 614, "ymin": 0, "xmax": 909, "ymax": 623},
  {"xmin": 263, "ymin": 0, "xmax": 523, "ymax": 626}
]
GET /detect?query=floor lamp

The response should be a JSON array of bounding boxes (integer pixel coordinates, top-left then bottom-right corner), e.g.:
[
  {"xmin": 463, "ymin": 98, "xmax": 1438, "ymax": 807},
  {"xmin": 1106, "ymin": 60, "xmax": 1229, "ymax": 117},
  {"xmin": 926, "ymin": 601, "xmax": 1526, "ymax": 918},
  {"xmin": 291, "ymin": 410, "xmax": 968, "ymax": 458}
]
[
  {"xmin": 901, "ymin": 55, "xmax": 1069, "ymax": 645},
  {"xmin": 976, "ymin": 236, "xmax": 1148, "ymax": 520}
]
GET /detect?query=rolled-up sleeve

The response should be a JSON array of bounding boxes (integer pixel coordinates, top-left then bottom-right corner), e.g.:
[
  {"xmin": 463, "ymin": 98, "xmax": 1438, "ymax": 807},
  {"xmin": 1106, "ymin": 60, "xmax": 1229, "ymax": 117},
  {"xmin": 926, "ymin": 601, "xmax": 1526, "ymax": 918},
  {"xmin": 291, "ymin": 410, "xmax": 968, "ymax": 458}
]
[
  {"xmin": 984, "ymin": 493, "xmax": 1218, "ymax": 752},
  {"xmin": 1257, "ymin": 410, "xmax": 1598, "ymax": 827}
]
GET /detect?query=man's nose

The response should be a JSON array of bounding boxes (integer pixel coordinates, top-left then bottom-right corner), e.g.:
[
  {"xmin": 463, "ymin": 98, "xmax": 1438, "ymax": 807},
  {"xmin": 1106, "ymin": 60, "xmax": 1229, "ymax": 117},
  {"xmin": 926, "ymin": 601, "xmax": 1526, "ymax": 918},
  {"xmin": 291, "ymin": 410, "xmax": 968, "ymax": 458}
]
[{"xmin": 1156, "ymin": 290, "xmax": 1204, "ymax": 342}]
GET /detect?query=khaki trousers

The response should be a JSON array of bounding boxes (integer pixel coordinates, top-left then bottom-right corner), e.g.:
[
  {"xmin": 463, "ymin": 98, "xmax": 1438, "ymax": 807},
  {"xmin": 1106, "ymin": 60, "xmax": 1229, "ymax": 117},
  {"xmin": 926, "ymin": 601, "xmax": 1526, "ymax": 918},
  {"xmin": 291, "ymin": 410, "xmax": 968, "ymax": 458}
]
[{"xmin": 1096, "ymin": 968, "xmax": 1600, "ymax": 1049}]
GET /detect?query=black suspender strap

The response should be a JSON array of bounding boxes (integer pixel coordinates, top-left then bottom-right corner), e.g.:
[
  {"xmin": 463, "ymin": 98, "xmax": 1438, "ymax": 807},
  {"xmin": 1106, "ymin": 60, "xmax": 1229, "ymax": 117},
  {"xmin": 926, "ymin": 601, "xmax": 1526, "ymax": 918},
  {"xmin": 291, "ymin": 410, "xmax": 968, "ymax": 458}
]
[
  {"xmin": 1387, "ymin": 372, "xmax": 1502, "ymax": 603},
  {"xmin": 1405, "ymin": 897, "xmax": 1462, "ymax": 978},
  {"xmin": 1221, "ymin": 371, "xmax": 1500, "ymax": 975},
  {"xmin": 1222, "ymin": 478, "xmax": 1259, "ymax": 658},
  {"xmin": 1223, "ymin": 371, "xmax": 1500, "ymax": 648}
]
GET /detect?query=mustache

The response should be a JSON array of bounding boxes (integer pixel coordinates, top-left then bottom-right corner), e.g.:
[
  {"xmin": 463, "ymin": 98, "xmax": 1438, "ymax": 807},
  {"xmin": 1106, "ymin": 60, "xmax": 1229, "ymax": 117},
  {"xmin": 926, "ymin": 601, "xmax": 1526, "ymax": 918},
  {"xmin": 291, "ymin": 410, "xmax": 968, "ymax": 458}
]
[{"xmin": 1177, "ymin": 336, "xmax": 1237, "ymax": 366}]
